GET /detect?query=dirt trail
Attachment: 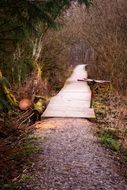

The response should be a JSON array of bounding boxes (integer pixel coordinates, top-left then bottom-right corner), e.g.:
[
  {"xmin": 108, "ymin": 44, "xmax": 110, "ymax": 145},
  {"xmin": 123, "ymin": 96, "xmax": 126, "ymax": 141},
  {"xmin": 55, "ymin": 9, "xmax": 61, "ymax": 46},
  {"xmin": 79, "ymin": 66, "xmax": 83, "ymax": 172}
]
[{"xmin": 25, "ymin": 118, "xmax": 127, "ymax": 190}]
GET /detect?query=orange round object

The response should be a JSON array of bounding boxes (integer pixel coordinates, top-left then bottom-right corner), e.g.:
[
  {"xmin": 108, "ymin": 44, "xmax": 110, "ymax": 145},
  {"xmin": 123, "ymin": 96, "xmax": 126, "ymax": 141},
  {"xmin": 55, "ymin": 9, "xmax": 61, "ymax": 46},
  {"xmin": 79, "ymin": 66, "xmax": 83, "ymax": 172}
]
[{"xmin": 19, "ymin": 98, "xmax": 32, "ymax": 110}]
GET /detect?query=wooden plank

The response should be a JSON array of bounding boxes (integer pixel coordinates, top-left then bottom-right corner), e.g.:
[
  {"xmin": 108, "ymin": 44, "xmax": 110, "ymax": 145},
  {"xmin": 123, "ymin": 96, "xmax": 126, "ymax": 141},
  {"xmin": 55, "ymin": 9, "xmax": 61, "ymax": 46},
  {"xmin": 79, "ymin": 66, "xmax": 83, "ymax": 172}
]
[
  {"xmin": 41, "ymin": 64, "xmax": 95, "ymax": 118},
  {"xmin": 57, "ymin": 92, "xmax": 91, "ymax": 100},
  {"xmin": 47, "ymin": 104, "xmax": 91, "ymax": 110},
  {"xmin": 42, "ymin": 108, "xmax": 95, "ymax": 118},
  {"xmin": 49, "ymin": 99, "xmax": 91, "ymax": 108}
]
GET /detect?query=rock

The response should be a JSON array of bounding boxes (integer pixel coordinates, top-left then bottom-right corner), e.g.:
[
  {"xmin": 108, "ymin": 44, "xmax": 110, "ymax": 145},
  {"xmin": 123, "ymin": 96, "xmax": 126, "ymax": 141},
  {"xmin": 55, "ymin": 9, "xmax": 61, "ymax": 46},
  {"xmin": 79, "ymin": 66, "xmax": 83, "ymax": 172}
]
[{"xmin": 19, "ymin": 98, "xmax": 32, "ymax": 110}]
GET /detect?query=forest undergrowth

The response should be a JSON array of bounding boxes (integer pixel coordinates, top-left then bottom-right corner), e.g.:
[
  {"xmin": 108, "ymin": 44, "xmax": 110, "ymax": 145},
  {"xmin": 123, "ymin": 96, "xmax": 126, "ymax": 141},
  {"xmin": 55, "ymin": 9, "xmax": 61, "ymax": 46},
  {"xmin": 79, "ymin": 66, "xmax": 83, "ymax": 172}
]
[{"xmin": 90, "ymin": 83, "xmax": 127, "ymax": 177}]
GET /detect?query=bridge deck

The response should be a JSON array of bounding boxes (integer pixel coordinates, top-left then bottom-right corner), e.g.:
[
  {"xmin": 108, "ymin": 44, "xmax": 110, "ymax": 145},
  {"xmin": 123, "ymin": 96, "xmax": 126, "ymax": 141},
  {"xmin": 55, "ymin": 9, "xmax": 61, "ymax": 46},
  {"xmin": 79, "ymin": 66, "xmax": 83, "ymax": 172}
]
[{"xmin": 42, "ymin": 64, "xmax": 95, "ymax": 118}]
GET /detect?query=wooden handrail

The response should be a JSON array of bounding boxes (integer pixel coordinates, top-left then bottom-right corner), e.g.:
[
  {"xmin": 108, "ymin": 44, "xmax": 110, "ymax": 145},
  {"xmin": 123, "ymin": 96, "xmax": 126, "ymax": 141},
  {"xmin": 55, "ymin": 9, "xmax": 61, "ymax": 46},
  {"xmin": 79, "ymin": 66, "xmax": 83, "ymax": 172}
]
[{"xmin": 77, "ymin": 78, "xmax": 110, "ymax": 83}]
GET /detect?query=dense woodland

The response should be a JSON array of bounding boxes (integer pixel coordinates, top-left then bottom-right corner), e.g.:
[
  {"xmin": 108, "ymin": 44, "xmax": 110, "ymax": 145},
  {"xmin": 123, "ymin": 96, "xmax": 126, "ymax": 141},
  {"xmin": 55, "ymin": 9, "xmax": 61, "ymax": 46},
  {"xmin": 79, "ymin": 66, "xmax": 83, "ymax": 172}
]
[{"xmin": 0, "ymin": 0, "xmax": 127, "ymax": 189}]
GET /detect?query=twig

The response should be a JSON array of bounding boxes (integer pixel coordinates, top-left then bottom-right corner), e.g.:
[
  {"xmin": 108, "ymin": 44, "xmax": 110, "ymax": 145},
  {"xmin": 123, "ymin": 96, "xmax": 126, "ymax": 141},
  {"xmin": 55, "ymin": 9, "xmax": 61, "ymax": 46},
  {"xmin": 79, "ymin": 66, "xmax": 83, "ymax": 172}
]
[{"xmin": 18, "ymin": 113, "xmax": 34, "ymax": 127}]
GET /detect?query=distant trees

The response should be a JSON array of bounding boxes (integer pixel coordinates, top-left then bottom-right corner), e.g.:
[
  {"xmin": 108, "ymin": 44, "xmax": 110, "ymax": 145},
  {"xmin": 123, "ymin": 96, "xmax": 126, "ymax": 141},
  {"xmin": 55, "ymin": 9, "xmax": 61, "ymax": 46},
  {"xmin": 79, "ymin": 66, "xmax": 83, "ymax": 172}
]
[{"xmin": 81, "ymin": 0, "xmax": 127, "ymax": 93}]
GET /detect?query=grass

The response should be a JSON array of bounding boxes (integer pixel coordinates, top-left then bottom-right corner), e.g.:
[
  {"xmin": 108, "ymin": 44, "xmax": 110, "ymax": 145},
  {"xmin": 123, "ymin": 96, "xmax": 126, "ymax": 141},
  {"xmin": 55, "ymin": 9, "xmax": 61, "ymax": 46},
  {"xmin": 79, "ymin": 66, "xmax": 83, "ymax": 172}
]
[
  {"xmin": 100, "ymin": 130, "xmax": 121, "ymax": 152},
  {"xmin": 99, "ymin": 129, "xmax": 127, "ymax": 164}
]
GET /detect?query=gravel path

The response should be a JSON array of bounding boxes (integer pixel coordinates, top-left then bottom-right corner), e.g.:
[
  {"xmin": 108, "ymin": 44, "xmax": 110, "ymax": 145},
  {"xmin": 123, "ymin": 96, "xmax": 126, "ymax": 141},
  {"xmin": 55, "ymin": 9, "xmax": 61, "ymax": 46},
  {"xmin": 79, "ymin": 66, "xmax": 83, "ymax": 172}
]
[{"xmin": 25, "ymin": 118, "xmax": 127, "ymax": 190}]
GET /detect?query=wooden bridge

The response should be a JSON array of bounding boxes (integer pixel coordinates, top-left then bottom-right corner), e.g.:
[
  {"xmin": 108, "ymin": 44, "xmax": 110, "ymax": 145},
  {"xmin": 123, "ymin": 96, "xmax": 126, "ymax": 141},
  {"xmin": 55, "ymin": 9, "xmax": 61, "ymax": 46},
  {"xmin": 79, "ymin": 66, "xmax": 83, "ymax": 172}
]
[{"xmin": 42, "ymin": 64, "xmax": 95, "ymax": 118}]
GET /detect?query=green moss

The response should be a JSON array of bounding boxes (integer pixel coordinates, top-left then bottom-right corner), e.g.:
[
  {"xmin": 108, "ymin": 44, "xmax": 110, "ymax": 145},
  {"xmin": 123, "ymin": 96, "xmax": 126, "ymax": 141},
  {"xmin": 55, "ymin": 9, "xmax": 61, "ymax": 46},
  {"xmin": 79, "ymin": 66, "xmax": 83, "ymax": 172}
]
[
  {"xmin": 100, "ymin": 130, "xmax": 121, "ymax": 152},
  {"xmin": 1, "ymin": 174, "xmax": 31, "ymax": 190},
  {"xmin": 16, "ymin": 135, "xmax": 40, "ymax": 158},
  {"xmin": 18, "ymin": 174, "xmax": 30, "ymax": 184}
]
